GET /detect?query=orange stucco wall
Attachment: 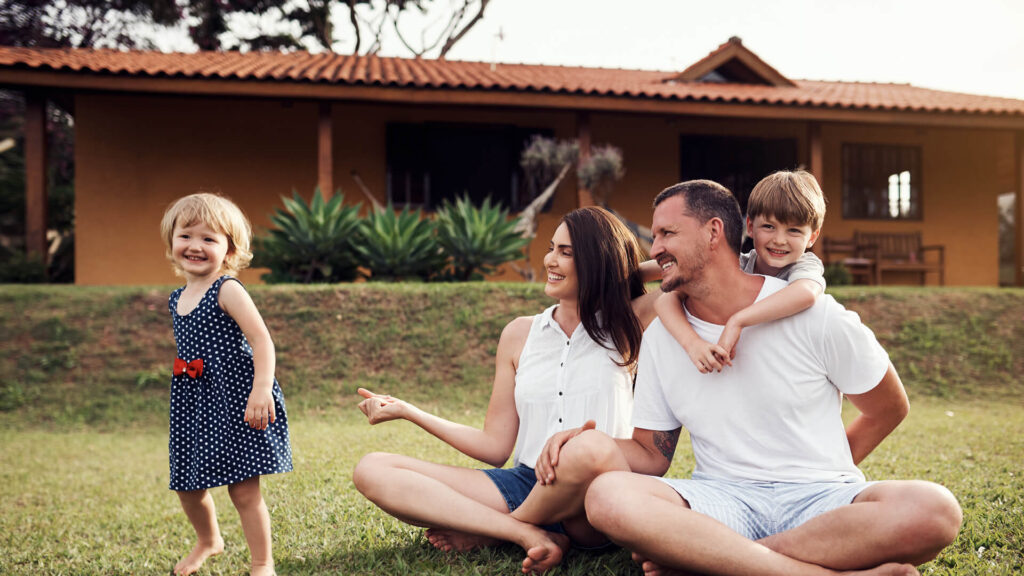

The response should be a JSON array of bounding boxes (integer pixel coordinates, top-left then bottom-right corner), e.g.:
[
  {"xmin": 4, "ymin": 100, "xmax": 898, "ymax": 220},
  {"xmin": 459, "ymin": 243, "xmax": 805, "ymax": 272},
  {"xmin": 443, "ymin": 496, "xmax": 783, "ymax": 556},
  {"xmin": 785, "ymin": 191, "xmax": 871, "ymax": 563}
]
[{"xmin": 74, "ymin": 92, "xmax": 1015, "ymax": 286}]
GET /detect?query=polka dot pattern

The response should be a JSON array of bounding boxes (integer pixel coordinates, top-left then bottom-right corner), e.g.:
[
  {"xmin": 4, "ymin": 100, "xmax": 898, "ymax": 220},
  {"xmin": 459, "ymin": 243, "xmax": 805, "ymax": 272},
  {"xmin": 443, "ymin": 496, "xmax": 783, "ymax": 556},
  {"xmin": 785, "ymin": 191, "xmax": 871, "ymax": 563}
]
[{"xmin": 168, "ymin": 276, "xmax": 293, "ymax": 491}]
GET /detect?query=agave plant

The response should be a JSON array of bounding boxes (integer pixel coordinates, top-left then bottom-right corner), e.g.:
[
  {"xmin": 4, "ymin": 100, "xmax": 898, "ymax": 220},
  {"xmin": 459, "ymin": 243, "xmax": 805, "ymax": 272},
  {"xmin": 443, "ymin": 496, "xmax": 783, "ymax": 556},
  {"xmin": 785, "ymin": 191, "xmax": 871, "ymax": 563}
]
[
  {"xmin": 253, "ymin": 189, "xmax": 362, "ymax": 283},
  {"xmin": 354, "ymin": 204, "xmax": 444, "ymax": 281},
  {"xmin": 435, "ymin": 195, "xmax": 531, "ymax": 281}
]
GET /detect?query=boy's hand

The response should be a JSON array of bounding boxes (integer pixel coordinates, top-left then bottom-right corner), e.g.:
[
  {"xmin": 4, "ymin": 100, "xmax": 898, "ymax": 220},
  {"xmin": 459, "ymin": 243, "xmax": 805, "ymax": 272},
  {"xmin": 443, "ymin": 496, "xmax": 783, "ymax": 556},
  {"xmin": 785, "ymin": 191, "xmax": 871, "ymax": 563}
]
[
  {"xmin": 357, "ymin": 387, "xmax": 406, "ymax": 424},
  {"xmin": 687, "ymin": 339, "xmax": 730, "ymax": 373},
  {"xmin": 244, "ymin": 388, "xmax": 276, "ymax": 430},
  {"xmin": 717, "ymin": 320, "xmax": 743, "ymax": 362}
]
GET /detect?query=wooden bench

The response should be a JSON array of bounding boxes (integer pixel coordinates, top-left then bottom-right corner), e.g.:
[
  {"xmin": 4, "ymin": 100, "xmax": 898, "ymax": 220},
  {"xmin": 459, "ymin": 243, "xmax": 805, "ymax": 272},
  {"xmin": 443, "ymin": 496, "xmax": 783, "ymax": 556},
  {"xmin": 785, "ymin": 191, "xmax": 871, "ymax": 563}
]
[
  {"xmin": 822, "ymin": 237, "xmax": 876, "ymax": 285},
  {"xmin": 853, "ymin": 230, "xmax": 945, "ymax": 286}
]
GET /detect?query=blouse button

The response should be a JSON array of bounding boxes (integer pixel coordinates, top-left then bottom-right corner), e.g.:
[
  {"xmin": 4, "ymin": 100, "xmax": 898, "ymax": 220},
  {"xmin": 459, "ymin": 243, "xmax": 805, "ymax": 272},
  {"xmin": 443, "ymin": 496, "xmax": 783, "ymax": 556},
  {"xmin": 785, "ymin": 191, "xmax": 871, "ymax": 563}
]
[
  {"xmin": 558, "ymin": 391, "xmax": 563, "ymax": 396},
  {"xmin": 566, "ymin": 340, "xmax": 570, "ymax": 346},
  {"xmin": 558, "ymin": 418, "xmax": 562, "ymax": 423},
  {"xmin": 560, "ymin": 362, "xmax": 563, "ymax": 367}
]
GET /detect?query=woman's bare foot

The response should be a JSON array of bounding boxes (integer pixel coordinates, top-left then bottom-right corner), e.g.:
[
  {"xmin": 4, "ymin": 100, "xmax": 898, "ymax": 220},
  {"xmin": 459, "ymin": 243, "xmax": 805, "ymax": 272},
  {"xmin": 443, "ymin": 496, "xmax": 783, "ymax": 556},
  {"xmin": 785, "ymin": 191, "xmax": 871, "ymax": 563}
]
[
  {"xmin": 520, "ymin": 531, "xmax": 570, "ymax": 574},
  {"xmin": 425, "ymin": 528, "xmax": 499, "ymax": 552},
  {"xmin": 173, "ymin": 538, "xmax": 224, "ymax": 576}
]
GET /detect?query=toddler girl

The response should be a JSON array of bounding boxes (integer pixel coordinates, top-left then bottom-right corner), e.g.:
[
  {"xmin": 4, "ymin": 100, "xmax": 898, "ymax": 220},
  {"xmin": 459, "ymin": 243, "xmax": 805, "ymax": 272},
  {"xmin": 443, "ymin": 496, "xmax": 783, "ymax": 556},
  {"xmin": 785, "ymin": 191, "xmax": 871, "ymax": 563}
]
[{"xmin": 160, "ymin": 192, "xmax": 292, "ymax": 576}]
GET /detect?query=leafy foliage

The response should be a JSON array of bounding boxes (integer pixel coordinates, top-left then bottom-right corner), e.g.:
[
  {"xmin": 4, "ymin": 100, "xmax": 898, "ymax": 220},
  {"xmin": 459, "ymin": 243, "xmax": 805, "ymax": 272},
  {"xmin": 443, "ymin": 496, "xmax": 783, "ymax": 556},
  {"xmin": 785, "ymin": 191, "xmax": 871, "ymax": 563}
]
[
  {"xmin": 253, "ymin": 189, "xmax": 362, "ymax": 283},
  {"xmin": 0, "ymin": 0, "xmax": 179, "ymax": 50},
  {"xmin": 354, "ymin": 204, "xmax": 444, "ymax": 281},
  {"xmin": 434, "ymin": 195, "xmax": 530, "ymax": 281}
]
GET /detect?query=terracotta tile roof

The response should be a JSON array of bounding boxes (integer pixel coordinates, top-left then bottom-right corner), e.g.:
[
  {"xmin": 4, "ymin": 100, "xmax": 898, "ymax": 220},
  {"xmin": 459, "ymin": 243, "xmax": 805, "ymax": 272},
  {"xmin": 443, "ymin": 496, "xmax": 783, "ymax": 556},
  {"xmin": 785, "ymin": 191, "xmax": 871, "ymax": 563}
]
[{"xmin": 2, "ymin": 46, "xmax": 1023, "ymax": 117}]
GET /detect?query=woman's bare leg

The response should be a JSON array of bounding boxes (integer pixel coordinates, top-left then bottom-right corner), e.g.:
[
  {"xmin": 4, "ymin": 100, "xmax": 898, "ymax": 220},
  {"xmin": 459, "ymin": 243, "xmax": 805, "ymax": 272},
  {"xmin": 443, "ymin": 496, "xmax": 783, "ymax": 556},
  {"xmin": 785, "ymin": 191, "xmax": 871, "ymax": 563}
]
[{"xmin": 354, "ymin": 452, "xmax": 568, "ymax": 573}]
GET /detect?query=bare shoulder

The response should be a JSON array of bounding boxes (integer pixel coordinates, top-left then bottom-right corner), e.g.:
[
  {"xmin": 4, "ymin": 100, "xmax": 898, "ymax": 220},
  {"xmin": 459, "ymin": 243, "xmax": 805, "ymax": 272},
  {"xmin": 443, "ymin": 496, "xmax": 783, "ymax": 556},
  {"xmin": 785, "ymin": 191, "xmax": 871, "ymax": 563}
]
[
  {"xmin": 502, "ymin": 315, "xmax": 534, "ymax": 344},
  {"xmin": 217, "ymin": 277, "xmax": 253, "ymax": 310}
]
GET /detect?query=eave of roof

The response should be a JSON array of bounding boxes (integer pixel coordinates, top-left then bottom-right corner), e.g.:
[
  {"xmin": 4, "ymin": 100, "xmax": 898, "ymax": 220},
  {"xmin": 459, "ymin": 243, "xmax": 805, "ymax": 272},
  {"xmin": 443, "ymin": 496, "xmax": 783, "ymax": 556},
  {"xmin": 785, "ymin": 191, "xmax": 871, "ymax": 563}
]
[{"xmin": 2, "ymin": 46, "xmax": 1024, "ymax": 129}]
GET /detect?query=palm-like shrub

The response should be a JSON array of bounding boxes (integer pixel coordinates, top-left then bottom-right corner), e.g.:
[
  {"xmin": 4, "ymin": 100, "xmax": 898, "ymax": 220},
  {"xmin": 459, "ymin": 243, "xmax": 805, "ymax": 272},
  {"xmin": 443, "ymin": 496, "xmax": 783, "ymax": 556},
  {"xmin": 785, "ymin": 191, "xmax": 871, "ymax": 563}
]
[
  {"xmin": 354, "ymin": 204, "xmax": 444, "ymax": 281},
  {"xmin": 253, "ymin": 189, "xmax": 362, "ymax": 283},
  {"xmin": 435, "ymin": 195, "xmax": 531, "ymax": 281}
]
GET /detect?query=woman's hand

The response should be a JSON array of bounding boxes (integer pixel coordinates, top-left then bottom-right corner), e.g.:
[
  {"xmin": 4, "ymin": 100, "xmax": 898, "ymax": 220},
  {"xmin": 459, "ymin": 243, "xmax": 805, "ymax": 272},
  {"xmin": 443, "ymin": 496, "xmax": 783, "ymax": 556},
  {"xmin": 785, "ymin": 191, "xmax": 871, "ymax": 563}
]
[
  {"xmin": 534, "ymin": 420, "xmax": 597, "ymax": 485},
  {"xmin": 357, "ymin": 387, "xmax": 408, "ymax": 424},
  {"xmin": 244, "ymin": 386, "xmax": 276, "ymax": 430}
]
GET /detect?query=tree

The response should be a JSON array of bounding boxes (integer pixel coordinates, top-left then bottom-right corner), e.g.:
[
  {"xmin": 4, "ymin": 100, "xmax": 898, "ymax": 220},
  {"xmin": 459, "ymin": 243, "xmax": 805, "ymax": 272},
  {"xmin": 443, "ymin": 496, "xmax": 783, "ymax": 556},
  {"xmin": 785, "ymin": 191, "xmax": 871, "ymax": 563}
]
[
  {"xmin": 185, "ymin": 0, "xmax": 491, "ymax": 57},
  {"xmin": 0, "ymin": 0, "xmax": 181, "ymax": 50}
]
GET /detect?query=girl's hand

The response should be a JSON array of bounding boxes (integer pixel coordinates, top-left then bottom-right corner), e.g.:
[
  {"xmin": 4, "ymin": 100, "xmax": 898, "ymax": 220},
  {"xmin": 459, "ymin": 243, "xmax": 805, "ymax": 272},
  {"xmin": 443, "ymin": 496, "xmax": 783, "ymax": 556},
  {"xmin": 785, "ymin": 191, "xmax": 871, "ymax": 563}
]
[
  {"xmin": 357, "ymin": 387, "xmax": 407, "ymax": 425},
  {"xmin": 244, "ymin": 387, "xmax": 276, "ymax": 430},
  {"xmin": 686, "ymin": 339, "xmax": 730, "ymax": 373}
]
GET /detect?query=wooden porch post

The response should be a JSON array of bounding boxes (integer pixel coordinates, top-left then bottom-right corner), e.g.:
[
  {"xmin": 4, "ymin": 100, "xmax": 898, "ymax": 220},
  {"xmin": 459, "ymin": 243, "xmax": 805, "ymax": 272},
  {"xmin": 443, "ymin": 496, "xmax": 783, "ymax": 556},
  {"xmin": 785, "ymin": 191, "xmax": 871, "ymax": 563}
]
[
  {"xmin": 1015, "ymin": 131, "xmax": 1024, "ymax": 286},
  {"xmin": 24, "ymin": 91, "xmax": 48, "ymax": 260},
  {"xmin": 575, "ymin": 111, "xmax": 595, "ymax": 207},
  {"xmin": 807, "ymin": 121, "xmax": 824, "ymax": 184},
  {"xmin": 318, "ymin": 101, "xmax": 333, "ymax": 196}
]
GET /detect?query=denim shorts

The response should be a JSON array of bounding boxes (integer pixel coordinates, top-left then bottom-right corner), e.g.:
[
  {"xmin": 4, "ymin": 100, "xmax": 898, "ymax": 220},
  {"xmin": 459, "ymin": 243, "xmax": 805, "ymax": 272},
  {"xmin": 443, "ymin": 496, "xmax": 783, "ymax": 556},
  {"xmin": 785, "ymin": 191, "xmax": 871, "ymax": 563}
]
[
  {"xmin": 482, "ymin": 465, "xmax": 566, "ymax": 535},
  {"xmin": 659, "ymin": 472, "xmax": 875, "ymax": 540}
]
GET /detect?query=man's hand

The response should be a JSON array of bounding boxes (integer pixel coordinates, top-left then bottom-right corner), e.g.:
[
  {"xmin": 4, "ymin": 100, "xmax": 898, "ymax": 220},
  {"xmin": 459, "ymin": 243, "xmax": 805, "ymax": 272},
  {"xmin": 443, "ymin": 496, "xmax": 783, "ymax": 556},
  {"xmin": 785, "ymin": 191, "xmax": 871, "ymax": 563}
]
[
  {"xmin": 357, "ymin": 387, "xmax": 406, "ymax": 425},
  {"xmin": 534, "ymin": 420, "xmax": 596, "ymax": 485}
]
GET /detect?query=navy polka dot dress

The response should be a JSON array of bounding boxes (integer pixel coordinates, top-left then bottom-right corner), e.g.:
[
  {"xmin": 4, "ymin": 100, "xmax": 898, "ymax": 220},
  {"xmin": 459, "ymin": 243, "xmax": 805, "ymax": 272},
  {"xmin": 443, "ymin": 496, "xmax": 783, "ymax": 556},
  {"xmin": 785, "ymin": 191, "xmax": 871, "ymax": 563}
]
[{"xmin": 168, "ymin": 276, "xmax": 292, "ymax": 491}]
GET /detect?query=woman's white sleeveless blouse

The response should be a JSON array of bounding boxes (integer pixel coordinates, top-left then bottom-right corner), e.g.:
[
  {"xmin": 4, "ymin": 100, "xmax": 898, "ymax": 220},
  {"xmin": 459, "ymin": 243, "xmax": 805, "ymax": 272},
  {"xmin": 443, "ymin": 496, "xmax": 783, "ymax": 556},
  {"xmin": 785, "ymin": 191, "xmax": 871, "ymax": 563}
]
[{"xmin": 512, "ymin": 305, "xmax": 634, "ymax": 468}]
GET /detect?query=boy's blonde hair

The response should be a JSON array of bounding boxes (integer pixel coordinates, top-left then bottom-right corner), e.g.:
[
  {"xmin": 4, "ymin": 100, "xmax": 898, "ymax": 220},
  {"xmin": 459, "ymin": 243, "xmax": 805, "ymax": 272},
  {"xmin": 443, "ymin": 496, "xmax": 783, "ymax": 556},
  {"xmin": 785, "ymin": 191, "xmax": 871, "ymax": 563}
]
[
  {"xmin": 747, "ymin": 170, "xmax": 826, "ymax": 231},
  {"xmin": 160, "ymin": 193, "xmax": 253, "ymax": 276}
]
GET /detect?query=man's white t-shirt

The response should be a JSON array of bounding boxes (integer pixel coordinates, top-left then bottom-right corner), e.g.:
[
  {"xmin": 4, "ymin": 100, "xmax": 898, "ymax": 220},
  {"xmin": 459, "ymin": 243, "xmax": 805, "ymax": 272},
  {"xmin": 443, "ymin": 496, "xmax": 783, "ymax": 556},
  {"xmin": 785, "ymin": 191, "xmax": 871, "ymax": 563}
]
[{"xmin": 633, "ymin": 276, "xmax": 889, "ymax": 483}]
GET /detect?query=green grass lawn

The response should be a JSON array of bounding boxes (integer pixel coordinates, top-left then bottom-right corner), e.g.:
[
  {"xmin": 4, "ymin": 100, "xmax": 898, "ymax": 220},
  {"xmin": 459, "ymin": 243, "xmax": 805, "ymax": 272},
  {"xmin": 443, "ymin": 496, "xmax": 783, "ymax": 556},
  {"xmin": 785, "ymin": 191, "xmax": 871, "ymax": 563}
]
[{"xmin": 2, "ymin": 284, "xmax": 1024, "ymax": 574}]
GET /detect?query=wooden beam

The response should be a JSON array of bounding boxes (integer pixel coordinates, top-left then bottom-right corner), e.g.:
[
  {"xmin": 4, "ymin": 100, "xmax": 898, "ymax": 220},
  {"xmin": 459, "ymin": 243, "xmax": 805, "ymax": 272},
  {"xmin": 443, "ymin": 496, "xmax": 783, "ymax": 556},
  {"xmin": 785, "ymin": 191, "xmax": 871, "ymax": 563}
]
[
  {"xmin": 576, "ymin": 111, "xmax": 595, "ymax": 207},
  {"xmin": 318, "ymin": 101, "xmax": 333, "ymax": 196},
  {"xmin": 1016, "ymin": 131, "xmax": 1024, "ymax": 286},
  {"xmin": 24, "ymin": 91, "xmax": 47, "ymax": 260}
]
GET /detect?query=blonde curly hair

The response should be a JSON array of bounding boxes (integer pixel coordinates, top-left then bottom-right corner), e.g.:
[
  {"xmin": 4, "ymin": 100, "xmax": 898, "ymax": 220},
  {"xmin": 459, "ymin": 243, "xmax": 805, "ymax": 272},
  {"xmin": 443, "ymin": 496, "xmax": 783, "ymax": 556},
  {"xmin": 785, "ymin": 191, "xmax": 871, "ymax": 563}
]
[{"xmin": 160, "ymin": 193, "xmax": 253, "ymax": 276}]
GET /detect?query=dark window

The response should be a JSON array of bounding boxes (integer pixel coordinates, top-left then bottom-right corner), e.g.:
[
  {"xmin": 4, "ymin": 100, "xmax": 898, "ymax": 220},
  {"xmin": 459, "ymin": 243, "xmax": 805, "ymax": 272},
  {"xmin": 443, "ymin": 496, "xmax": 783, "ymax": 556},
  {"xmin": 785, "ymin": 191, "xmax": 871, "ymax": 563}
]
[
  {"xmin": 842, "ymin": 143, "xmax": 922, "ymax": 220},
  {"xmin": 386, "ymin": 122, "xmax": 551, "ymax": 211},
  {"xmin": 679, "ymin": 134, "xmax": 799, "ymax": 216}
]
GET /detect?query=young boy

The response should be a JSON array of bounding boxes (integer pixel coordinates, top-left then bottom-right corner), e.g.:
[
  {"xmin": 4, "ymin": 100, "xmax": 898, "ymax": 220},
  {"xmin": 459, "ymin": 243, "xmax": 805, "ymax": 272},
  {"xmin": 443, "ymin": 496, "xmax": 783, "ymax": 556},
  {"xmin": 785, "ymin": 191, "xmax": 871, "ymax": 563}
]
[{"xmin": 655, "ymin": 170, "xmax": 826, "ymax": 373}]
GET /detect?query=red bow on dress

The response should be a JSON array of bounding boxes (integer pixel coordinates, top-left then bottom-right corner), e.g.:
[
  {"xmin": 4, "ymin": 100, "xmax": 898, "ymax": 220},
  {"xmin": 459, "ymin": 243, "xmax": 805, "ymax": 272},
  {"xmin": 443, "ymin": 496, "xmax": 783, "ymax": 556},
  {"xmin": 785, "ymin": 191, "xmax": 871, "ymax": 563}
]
[{"xmin": 173, "ymin": 358, "xmax": 204, "ymax": 379}]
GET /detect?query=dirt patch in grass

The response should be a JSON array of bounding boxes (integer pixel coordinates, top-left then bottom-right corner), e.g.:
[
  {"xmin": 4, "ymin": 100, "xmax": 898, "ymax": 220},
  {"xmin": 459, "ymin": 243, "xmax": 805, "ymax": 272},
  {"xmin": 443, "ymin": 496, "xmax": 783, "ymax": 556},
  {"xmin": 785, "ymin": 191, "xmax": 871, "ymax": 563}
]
[{"xmin": 3, "ymin": 284, "xmax": 1022, "ymax": 429}]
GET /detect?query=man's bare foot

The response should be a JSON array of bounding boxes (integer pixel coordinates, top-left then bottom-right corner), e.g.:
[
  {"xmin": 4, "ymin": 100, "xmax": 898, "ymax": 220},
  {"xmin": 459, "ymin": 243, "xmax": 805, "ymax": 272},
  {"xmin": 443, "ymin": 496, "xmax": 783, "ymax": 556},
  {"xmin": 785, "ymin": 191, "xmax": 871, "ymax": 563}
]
[
  {"xmin": 173, "ymin": 538, "xmax": 224, "ymax": 576},
  {"xmin": 520, "ymin": 531, "xmax": 570, "ymax": 574},
  {"xmin": 631, "ymin": 551, "xmax": 694, "ymax": 576},
  {"xmin": 425, "ymin": 528, "xmax": 499, "ymax": 552},
  {"xmin": 842, "ymin": 563, "xmax": 920, "ymax": 576}
]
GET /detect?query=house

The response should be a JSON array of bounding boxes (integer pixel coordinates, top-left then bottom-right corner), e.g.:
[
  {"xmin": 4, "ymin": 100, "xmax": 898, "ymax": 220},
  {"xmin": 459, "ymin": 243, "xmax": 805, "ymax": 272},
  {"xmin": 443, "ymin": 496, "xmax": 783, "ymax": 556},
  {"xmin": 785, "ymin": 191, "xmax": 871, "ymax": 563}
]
[{"xmin": 2, "ymin": 38, "xmax": 1022, "ymax": 286}]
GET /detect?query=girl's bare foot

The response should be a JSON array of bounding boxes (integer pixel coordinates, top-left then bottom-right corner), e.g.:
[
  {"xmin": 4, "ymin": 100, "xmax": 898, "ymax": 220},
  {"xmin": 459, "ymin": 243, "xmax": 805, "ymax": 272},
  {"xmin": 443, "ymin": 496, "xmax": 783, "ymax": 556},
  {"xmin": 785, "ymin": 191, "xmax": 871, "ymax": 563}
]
[
  {"xmin": 520, "ymin": 531, "xmax": 570, "ymax": 574},
  {"xmin": 425, "ymin": 528, "xmax": 499, "ymax": 552},
  {"xmin": 250, "ymin": 562, "xmax": 276, "ymax": 576},
  {"xmin": 174, "ymin": 538, "xmax": 224, "ymax": 576}
]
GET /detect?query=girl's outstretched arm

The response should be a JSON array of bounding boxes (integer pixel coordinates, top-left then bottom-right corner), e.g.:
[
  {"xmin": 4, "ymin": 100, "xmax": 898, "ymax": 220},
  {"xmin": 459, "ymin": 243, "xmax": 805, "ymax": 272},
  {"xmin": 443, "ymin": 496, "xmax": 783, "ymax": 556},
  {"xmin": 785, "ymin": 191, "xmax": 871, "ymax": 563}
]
[
  {"xmin": 219, "ymin": 279, "xmax": 277, "ymax": 430},
  {"xmin": 357, "ymin": 316, "xmax": 529, "ymax": 468}
]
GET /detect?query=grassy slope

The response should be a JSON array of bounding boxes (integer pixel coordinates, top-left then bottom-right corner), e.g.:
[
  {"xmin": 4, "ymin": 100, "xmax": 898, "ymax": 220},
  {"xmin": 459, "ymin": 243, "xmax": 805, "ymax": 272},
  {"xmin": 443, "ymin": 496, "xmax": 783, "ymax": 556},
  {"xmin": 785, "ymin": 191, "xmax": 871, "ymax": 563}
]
[{"xmin": 1, "ymin": 284, "xmax": 1023, "ymax": 574}]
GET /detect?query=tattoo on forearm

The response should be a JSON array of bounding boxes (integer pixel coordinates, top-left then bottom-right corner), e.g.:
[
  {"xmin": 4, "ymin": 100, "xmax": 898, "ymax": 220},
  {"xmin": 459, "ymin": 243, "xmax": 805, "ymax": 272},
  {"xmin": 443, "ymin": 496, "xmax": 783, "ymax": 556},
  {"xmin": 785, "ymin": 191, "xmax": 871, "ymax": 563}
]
[{"xmin": 653, "ymin": 428, "xmax": 681, "ymax": 462}]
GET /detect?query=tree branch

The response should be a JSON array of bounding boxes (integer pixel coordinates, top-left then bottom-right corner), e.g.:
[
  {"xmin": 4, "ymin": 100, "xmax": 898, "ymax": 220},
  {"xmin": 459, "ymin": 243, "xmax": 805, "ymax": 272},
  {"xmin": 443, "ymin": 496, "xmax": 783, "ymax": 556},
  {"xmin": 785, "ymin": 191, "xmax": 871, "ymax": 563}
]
[{"xmin": 440, "ymin": 0, "xmax": 489, "ymax": 58}]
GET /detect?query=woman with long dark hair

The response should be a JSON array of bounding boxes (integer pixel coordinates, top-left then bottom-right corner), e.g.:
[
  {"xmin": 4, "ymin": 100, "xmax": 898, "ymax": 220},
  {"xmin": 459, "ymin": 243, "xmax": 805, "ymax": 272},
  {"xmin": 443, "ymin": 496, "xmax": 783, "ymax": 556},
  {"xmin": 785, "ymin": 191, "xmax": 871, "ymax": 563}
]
[{"xmin": 353, "ymin": 207, "xmax": 660, "ymax": 573}]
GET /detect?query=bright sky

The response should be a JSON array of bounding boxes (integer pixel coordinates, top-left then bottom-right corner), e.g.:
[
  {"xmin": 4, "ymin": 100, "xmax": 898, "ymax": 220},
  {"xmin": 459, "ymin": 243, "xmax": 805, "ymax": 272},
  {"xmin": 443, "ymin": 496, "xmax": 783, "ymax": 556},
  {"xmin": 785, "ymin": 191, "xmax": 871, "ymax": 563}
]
[
  {"xmin": 154, "ymin": 0, "xmax": 1024, "ymax": 101},
  {"xmin": 405, "ymin": 0, "xmax": 1024, "ymax": 101}
]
